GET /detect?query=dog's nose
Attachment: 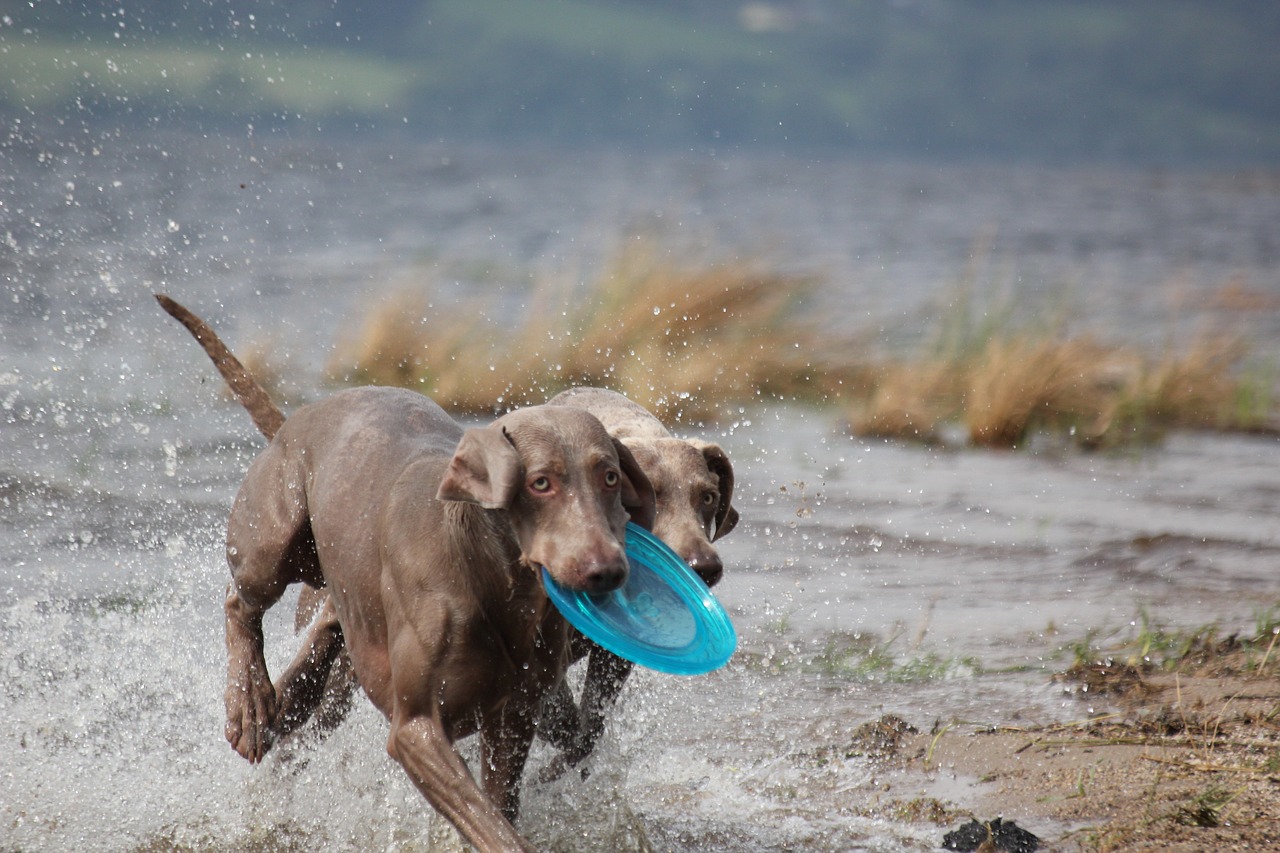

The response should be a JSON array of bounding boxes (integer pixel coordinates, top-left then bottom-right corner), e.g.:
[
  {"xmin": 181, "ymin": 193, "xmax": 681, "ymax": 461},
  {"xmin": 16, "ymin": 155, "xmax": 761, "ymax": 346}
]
[
  {"xmin": 581, "ymin": 556, "xmax": 628, "ymax": 595},
  {"xmin": 685, "ymin": 551, "xmax": 723, "ymax": 588}
]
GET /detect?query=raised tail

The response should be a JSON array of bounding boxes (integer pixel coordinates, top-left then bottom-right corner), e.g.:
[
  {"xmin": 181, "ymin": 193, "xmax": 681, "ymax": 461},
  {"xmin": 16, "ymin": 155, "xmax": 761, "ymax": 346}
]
[{"xmin": 155, "ymin": 294, "xmax": 286, "ymax": 440}]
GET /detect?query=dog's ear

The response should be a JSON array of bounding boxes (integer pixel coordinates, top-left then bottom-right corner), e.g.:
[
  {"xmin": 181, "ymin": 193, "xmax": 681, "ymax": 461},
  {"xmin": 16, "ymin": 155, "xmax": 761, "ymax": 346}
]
[
  {"xmin": 437, "ymin": 426, "xmax": 522, "ymax": 509},
  {"xmin": 691, "ymin": 439, "xmax": 738, "ymax": 540},
  {"xmin": 612, "ymin": 438, "xmax": 656, "ymax": 531}
]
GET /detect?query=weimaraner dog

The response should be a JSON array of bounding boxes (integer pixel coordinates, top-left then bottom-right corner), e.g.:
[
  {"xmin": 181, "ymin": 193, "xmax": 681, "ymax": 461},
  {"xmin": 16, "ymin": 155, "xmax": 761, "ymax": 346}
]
[
  {"xmin": 289, "ymin": 386, "xmax": 741, "ymax": 770},
  {"xmin": 157, "ymin": 296, "xmax": 655, "ymax": 852},
  {"xmin": 536, "ymin": 387, "xmax": 738, "ymax": 768},
  {"xmin": 155, "ymin": 295, "xmax": 738, "ymax": 773}
]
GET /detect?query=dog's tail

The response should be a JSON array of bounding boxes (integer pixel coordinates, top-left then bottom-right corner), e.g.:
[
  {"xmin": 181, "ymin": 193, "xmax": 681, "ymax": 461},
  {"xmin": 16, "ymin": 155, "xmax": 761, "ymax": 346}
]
[{"xmin": 155, "ymin": 294, "xmax": 286, "ymax": 440}]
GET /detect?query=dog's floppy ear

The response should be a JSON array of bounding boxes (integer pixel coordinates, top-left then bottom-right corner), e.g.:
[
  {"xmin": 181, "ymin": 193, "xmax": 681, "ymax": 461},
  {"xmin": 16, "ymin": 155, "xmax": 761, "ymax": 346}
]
[
  {"xmin": 437, "ymin": 425, "xmax": 522, "ymax": 509},
  {"xmin": 691, "ymin": 439, "xmax": 738, "ymax": 540},
  {"xmin": 612, "ymin": 438, "xmax": 656, "ymax": 531}
]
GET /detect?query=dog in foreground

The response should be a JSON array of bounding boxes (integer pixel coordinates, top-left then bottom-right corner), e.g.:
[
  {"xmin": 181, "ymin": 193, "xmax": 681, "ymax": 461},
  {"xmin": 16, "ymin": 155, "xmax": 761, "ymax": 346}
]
[{"xmin": 158, "ymin": 295, "xmax": 655, "ymax": 852}]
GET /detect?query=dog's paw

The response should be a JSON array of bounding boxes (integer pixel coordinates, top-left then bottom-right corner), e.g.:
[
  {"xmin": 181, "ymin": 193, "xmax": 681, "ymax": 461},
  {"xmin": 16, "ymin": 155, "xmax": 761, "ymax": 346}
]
[{"xmin": 225, "ymin": 667, "xmax": 278, "ymax": 763}]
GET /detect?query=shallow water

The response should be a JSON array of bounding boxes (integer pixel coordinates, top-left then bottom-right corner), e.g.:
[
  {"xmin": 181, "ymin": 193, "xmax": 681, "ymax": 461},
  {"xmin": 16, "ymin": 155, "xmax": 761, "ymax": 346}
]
[{"xmin": 3, "ymin": 129, "xmax": 1280, "ymax": 851}]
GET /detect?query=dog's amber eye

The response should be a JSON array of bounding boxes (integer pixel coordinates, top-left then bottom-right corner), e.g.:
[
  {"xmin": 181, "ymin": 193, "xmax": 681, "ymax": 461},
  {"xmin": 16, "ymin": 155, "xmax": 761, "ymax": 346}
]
[
  {"xmin": 701, "ymin": 491, "xmax": 718, "ymax": 507},
  {"xmin": 604, "ymin": 470, "xmax": 620, "ymax": 487},
  {"xmin": 529, "ymin": 476, "xmax": 552, "ymax": 493}
]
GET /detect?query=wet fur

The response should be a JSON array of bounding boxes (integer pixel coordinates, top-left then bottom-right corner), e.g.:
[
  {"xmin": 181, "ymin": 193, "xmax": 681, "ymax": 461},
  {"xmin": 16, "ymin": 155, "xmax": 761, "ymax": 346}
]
[{"xmin": 157, "ymin": 295, "xmax": 656, "ymax": 852}]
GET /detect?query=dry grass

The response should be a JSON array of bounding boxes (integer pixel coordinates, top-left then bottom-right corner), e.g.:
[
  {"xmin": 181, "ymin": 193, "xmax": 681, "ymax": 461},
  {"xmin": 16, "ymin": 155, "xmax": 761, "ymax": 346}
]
[
  {"xmin": 850, "ymin": 331, "xmax": 1272, "ymax": 449},
  {"xmin": 328, "ymin": 242, "xmax": 1274, "ymax": 445},
  {"xmin": 853, "ymin": 360, "xmax": 960, "ymax": 443},
  {"xmin": 329, "ymin": 242, "xmax": 863, "ymax": 422},
  {"xmin": 849, "ymin": 246, "xmax": 1276, "ymax": 447}
]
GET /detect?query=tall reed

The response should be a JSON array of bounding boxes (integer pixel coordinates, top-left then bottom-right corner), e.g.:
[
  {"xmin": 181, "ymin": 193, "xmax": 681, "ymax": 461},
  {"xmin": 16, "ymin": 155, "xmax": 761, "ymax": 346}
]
[
  {"xmin": 329, "ymin": 242, "xmax": 847, "ymax": 421},
  {"xmin": 850, "ymin": 329, "xmax": 1272, "ymax": 448}
]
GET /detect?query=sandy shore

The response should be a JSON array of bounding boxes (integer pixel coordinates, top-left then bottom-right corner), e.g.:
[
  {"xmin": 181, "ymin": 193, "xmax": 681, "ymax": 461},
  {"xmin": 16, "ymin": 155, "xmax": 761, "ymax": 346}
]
[{"xmin": 859, "ymin": 665, "xmax": 1280, "ymax": 851}]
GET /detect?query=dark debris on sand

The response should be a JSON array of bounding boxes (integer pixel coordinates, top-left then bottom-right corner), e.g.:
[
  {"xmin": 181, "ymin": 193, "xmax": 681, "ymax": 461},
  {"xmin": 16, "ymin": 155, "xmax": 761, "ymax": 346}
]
[{"xmin": 942, "ymin": 817, "xmax": 1040, "ymax": 852}]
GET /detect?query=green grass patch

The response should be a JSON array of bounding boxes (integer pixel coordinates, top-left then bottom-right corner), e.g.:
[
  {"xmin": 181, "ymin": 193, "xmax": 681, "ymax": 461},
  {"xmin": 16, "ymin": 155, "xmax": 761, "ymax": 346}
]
[
  {"xmin": 11, "ymin": 2, "xmax": 1280, "ymax": 158},
  {"xmin": 0, "ymin": 38, "xmax": 416, "ymax": 116},
  {"xmin": 1060, "ymin": 604, "xmax": 1280, "ymax": 677},
  {"xmin": 742, "ymin": 627, "xmax": 981, "ymax": 684}
]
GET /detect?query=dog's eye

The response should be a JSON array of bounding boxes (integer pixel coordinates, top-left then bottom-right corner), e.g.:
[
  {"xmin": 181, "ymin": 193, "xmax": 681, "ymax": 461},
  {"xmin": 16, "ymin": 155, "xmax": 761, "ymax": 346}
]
[
  {"xmin": 604, "ymin": 470, "xmax": 620, "ymax": 488},
  {"xmin": 529, "ymin": 476, "xmax": 553, "ymax": 494},
  {"xmin": 701, "ymin": 491, "xmax": 718, "ymax": 507}
]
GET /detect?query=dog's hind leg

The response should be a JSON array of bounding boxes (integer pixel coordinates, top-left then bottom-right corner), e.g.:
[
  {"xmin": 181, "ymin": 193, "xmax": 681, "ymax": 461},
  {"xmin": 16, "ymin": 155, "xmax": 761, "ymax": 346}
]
[
  {"xmin": 223, "ymin": 447, "xmax": 319, "ymax": 763},
  {"xmin": 309, "ymin": 646, "xmax": 358, "ymax": 732},
  {"xmin": 279, "ymin": 584, "xmax": 360, "ymax": 744},
  {"xmin": 271, "ymin": 595, "xmax": 347, "ymax": 741}
]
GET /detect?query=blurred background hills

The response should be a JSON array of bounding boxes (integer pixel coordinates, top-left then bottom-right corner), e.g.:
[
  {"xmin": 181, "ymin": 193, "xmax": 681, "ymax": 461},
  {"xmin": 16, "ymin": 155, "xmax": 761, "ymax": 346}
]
[{"xmin": 4, "ymin": 0, "xmax": 1279, "ymax": 164}]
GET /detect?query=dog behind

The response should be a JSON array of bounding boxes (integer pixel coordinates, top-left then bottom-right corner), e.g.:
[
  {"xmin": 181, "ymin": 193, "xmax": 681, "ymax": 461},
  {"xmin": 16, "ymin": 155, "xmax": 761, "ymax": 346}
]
[{"xmin": 537, "ymin": 386, "xmax": 738, "ymax": 767}]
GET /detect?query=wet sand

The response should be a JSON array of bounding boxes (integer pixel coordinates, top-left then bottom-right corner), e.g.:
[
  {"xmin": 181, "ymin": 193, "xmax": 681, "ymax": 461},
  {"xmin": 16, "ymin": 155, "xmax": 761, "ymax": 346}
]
[{"xmin": 860, "ymin": 667, "xmax": 1280, "ymax": 851}]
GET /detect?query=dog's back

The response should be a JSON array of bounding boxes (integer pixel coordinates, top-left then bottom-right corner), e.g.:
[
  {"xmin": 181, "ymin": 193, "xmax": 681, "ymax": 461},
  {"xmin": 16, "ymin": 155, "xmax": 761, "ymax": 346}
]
[{"xmin": 550, "ymin": 387, "xmax": 668, "ymax": 441}]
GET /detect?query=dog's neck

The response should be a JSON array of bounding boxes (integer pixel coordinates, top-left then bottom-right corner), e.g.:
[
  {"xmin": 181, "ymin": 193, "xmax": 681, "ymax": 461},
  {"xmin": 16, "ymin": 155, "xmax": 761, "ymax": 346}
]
[
  {"xmin": 441, "ymin": 501, "xmax": 527, "ymax": 600},
  {"xmin": 442, "ymin": 501, "xmax": 565, "ymax": 672}
]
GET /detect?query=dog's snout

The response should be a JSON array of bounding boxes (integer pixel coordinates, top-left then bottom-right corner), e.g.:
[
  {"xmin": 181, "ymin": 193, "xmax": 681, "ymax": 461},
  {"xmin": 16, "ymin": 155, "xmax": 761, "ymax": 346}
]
[
  {"xmin": 685, "ymin": 550, "xmax": 723, "ymax": 588},
  {"xmin": 581, "ymin": 554, "xmax": 629, "ymax": 595}
]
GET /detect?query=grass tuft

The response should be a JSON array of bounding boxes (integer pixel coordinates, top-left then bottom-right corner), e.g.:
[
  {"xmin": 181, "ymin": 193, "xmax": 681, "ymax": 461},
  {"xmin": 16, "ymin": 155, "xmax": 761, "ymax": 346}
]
[
  {"xmin": 742, "ymin": 627, "xmax": 979, "ymax": 683},
  {"xmin": 1059, "ymin": 604, "xmax": 1280, "ymax": 681},
  {"xmin": 850, "ymin": 325, "xmax": 1274, "ymax": 450},
  {"xmin": 329, "ymin": 241, "xmax": 857, "ymax": 422}
]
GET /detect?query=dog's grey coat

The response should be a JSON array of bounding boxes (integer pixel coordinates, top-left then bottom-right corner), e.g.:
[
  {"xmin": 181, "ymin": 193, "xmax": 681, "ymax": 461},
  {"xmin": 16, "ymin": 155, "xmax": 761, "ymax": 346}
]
[{"xmin": 160, "ymin": 297, "xmax": 656, "ymax": 852}]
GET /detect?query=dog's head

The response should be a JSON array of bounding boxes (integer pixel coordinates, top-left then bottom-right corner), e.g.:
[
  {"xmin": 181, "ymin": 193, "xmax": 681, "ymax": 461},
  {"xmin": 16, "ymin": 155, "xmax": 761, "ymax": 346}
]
[
  {"xmin": 437, "ymin": 406, "xmax": 655, "ymax": 594},
  {"xmin": 621, "ymin": 437, "xmax": 738, "ymax": 588}
]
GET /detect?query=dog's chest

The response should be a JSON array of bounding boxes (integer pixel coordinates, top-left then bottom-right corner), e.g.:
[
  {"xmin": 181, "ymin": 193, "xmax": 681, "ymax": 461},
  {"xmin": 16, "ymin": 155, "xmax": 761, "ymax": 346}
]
[
  {"xmin": 495, "ymin": 588, "xmax": 568, "ymax": 681},
  {"xmin": 444, "ymin": 590, "xmax": 568, "ymax": 715}
]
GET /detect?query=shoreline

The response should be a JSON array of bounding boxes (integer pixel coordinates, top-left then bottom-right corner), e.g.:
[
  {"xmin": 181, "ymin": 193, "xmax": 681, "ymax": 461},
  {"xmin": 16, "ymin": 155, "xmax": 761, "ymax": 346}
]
[{"xmin": 868, "ymin": 669, "xmax": 1280, "ymax": 851}]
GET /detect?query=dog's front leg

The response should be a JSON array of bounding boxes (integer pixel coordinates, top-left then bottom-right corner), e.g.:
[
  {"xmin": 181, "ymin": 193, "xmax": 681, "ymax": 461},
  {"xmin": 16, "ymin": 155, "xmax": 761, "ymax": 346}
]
[
  {"xmin": 481, "ymin": 700, "xmax": 539, "ymax": 824},
  {"xmin": 388, "ymin": 711, "xmax": 535, "ymax": 853},
  {"xmin": 534, "ymin": 679, "xmax": 579, "ymax": 753},
  {"xmin": 566, "ymin": 646, "xmax": 633, "ymax": 766}
]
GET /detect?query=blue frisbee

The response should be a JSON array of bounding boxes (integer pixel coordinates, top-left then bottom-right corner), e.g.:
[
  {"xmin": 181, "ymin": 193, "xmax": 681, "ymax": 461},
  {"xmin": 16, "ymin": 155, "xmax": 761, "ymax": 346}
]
[{"xmin": 541, "ymin": 523, "xmax": 737, "ymax": 675}]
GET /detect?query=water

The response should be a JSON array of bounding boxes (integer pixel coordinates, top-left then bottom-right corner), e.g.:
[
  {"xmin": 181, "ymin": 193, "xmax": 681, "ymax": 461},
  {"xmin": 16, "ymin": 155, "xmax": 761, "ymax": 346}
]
[{"xmin": 3, "ymin": 128, "xmax": 1280, "ymax": 851}]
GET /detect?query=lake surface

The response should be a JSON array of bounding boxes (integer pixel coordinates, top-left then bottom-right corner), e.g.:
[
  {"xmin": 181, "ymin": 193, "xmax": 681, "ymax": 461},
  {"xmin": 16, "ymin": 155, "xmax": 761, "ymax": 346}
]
[{"xmin": 3, "ymin": 128, "xmax": 1279, "ymax": 851}]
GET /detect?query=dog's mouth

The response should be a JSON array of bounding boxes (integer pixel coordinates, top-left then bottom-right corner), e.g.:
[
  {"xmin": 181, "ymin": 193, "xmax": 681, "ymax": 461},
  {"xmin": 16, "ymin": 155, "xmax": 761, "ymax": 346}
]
[{"xmin": 531, "ymin": 559, "xmax": 629, "ymax": 597}]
